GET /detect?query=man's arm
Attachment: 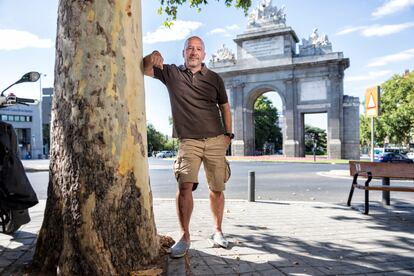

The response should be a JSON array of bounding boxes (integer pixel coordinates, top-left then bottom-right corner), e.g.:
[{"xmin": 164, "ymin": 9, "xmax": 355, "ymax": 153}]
[
  {"xmin": 220, "ymin": 103, "xmax": 232, "ymax": 144},
  {"xmin": 143, "ymin": 51, "xmax": 164, "ymax": 77}
]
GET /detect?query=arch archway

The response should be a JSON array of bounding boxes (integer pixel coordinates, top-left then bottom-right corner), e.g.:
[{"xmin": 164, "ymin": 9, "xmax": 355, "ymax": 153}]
[{"xmin": 246, "ymin": 88, "xmax": 285, "ymax": 155}]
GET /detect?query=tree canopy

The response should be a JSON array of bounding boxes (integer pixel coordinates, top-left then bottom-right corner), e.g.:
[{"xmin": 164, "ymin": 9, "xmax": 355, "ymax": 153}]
[
  {"xmin": 253, "ymin": 95, "xmax": 282, "ymax": 153},
  {"xmin": 304, "ymin": 125, "xmax": 327, "ymax": 155},
  {"xmin": 147, "ymin": 124, "xmax": 167, "ymax": 153},
  {"xmin": 147, "ymin": 124, "xmax": 178, "ymax": 154},
  {"xmin": 360, "ymin": 71, "xmax": 414, "ymax": 147},
  {"xmin": 379, "ymin": 71, "xmax": 414, "ymax": 145},
  {"xmin": 158, "ymin": 0, "xmax": 252, "ymax": 25}
]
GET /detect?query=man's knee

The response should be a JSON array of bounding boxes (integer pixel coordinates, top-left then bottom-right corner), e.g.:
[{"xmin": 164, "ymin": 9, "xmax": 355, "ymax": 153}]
[
  {"xmin": 178, "ymin": 182, "xmax": 194, "ymax": 194},
  {"xmin": 209, "ymin": 190, "xmax": 224, "ymax": 198}
]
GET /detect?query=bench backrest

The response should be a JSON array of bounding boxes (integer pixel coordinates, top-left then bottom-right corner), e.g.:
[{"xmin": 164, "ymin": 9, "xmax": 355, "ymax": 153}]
[{"xmin": 349, "ymin": 161, "xmax": 414, "ymax": 179}]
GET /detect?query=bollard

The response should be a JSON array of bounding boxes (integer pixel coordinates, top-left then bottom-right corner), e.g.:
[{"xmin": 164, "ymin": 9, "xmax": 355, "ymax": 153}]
[{"xmin": 248, "ymin": 171, "xmax": 255, "ymax": 202}]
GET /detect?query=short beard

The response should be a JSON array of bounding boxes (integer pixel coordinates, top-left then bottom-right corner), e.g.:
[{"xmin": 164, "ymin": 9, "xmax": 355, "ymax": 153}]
[{"xmin": 186, "ymin": 60, "xmax": 199, "ymax": 68}]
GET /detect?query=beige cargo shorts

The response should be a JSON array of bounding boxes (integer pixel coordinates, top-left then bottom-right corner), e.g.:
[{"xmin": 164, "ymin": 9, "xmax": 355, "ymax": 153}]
[{"xmin": 173, "ymin": 135, "xmax": 231, "ymax": 192}]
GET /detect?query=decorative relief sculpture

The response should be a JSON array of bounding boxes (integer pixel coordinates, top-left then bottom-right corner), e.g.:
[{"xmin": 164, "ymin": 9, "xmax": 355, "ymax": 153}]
[
  {"xmin": 247, "ymin": 0, "xmax": 286, "ymax": 28},
  {"xmin": 299, "ymin": 28, "xmax": 332, "ymax": 56},
  {"xmin": 209, "ymin": 44, "xmax": 236, "ymax": 67}
]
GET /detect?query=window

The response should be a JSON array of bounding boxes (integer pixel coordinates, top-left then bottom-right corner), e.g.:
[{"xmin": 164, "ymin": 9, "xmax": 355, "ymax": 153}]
[{"xmin": 0, "ymin": 114, "xmax": 32, "ymax": 122}]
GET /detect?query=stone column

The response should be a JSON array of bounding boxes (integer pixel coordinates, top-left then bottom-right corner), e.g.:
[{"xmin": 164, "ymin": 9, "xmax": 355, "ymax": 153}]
[
  {"xmin": 343, "ymin": 96, "xmax": 360, "ymax": 160},
  {"xmin": 230, "ymin": 82, "xmax": 246, "ymax": 156},
  {"xmin": 327, "ymin": 74, "xmax": 342, "ymax": 159},
  {"xmin": 244, "ymin": 105, "xmax": 255, "ymax": 155},
  {"xmin": 283, "ymin": 79, "xmax": 299, "ymax": 157}
]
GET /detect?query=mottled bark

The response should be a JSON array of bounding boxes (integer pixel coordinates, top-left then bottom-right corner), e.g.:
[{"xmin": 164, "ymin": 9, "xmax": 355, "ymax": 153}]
[{"xmin": 31, "ymin": 0, "xmax": 159, "ymax": 274}]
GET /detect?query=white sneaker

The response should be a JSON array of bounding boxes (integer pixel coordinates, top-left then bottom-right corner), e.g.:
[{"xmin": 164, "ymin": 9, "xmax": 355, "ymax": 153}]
[
  {"xmin": 209, "ymin": 232, "xmax": 229, "ymax": 248},
  {"xmin": 170, "ymin": 239, "xmax": 191, "ymax": 258}
]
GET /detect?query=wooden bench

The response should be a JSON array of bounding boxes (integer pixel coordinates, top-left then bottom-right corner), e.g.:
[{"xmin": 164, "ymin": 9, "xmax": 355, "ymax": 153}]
[{"xmin": 347, "ymin": 161, "xmax": 414, "ymax": 214}]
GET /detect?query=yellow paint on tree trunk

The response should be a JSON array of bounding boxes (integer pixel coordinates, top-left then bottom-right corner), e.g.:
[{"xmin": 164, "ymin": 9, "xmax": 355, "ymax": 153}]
[
  {"xmin": 106, "ymin": 61, "xmax": 118, "ymax": 98},
  {"xmin": 87, "ymin": 9, "xmax": 94, "ymax": 22},
  {"xmin": 73, "ymin": 49, "xmax": 85, "ymax": 97},
  {"xmin": 112, "ymin": 142, "xmax": 116, "ymax": 156},
  {"xmin": 114, "ymin": 1, "xmax": 152, "ymax": 211}
]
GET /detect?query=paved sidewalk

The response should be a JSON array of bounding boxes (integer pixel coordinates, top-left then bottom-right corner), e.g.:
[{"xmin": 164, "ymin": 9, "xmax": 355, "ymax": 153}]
[{"xmin": 1, "ymin": 199, "xmax": 414, "ymax": 275}]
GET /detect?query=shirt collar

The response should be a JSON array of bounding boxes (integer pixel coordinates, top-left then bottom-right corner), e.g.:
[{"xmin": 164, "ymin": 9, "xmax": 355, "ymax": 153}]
[{"xmin": 179, "ymin": 63, "xmax": 208, "ymax": 75}]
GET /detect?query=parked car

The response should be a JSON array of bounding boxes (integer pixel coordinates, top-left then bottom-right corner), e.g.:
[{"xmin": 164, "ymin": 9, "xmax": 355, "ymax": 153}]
[
  {"xmin": 377, "ymin": 152, "xmax": 414, "ymax": 163},
  {"xmin": 156, "ymin": 150, "xmax": 174, "ymax": 158},
  {"xmin": 406, "ymin": 152, "xmax": 414, "ymax": 160},
  {"xmin": 373, "ymin": 147, "xmax": 402, "ymax": 161}
]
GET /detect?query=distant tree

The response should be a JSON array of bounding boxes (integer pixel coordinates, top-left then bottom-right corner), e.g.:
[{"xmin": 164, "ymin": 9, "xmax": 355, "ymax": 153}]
[
  {"xmin": 147, "ymin": 124, "xmax": 167, "ymax": 153},
  {"xmin": 359, "ymin": 115, "xmax": 386, "ymax": 147},
  {"xmin": 304, "ymin": 125, "xmax": 327, "ymax": 155},
  {"xmin": 163, "ymin": 138, "xmax": 179, "ymax": 151},
  {"xmin": 360, "ymin": 71, "xmax": 414, "ymax": 147},
  {"xmin": 253, "ymin": 95, "xmax": 282, "ymax": 152},
  {"xmin": 379, "ymin": 71, "xmax": 414, "ymax": 145}
]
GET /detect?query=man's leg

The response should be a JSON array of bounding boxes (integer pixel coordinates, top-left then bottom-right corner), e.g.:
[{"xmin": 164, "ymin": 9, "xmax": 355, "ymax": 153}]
[
  {"xmin": 209, "ymin": 190, "xmax": 224, "ymax": 234},
  {"xmin": 209, "ymin": 189, "xmax": 228, "ymax": 248},
  {"xmin": 176, "ymin": 182, "xmax": 194, "ymax": 243}
]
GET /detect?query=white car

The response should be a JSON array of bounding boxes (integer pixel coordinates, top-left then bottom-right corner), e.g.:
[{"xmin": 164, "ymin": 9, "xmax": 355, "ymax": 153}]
[
  {"xmin": 156, "ymin": 150, "xmax": 174, "ymax": 158},
  {"xmin": 406, "ymin": 152, "xmax": 414, "ymax": 160}
]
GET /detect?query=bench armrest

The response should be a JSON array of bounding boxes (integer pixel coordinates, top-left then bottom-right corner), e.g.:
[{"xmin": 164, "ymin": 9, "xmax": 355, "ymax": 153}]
[{"xmin": 352, "ymin": 171, "xmax": 373, "ymax": 187}]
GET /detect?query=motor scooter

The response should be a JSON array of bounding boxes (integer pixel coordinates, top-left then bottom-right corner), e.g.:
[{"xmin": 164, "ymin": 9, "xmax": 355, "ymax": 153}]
[{"xmin": 0, "ymin": 72, "xmax": 40, "ymax": 234}]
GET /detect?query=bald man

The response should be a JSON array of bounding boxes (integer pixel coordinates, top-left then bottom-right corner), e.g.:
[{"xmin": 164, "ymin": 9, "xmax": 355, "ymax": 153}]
[{"xmin": 144, "ymin": 36, "xmax": 233, "ymax": 258}]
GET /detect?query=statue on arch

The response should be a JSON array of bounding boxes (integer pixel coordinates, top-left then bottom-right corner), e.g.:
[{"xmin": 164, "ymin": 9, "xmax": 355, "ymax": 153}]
[
  {"xmin": 209, "ymin": 44, "xmax": 236, "ymax": 67},
  {"xmin": 310, "ymin": 28, "xmax": 330, "ymax": 46},
  {"xmin": 247, "ymin": 0, "xmax": 286, "ymax": 28},
  {"xmin": 299, "ymin": 28, "xmax": 332, "ymax": 56}
]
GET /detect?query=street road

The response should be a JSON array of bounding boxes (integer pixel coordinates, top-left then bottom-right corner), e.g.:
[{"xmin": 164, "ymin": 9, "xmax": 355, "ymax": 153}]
[{"xmin": 28, "ymin": 157, "xmax": 413, "ymax": 204}]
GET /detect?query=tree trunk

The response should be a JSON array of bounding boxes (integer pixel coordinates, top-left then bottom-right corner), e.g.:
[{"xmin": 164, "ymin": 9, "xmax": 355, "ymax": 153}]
[{"xmin": 31, "ymin": 0, "xmax": 159, "ymax": 274}]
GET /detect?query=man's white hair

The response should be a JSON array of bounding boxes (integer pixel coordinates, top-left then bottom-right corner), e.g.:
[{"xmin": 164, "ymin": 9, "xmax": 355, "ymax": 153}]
[{"xmin": 184, "ymin": 36, "xmax": 205, "ymax": 50}]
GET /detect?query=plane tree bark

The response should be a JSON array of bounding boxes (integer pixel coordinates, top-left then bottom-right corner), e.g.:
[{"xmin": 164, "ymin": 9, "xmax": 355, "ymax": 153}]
[{"xmin": 31, "ymin": 0, "xmax": 159, "ymax": 274}]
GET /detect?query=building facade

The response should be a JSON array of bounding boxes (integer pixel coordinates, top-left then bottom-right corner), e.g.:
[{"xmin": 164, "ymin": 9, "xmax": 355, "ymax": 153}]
[{"xmin": 0, "ymin": 103, "xmax": 43, "ymax": 159}]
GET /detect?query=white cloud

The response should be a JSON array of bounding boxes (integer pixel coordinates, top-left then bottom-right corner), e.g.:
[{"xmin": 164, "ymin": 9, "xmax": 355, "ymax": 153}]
[
  {"xmin": 372, "ymin": 0, "xmax": 414, "ymax": 18},
  {"xmin": 0, "ymin": 29, "xmax": 53, "ymax": 51},
  {"xmin": 367, "ymin": 48, "xmax": 414, "ymax": 67},
  {"xmin": 143, "ymin": 20, "xmax": 203, "ymax": 44},
  {"xmin": 345, "ymin": 70, "xmax": 392, "ymax": 81},
  {"xmin": 336, "ymin": 26, "xmax": 367, "ymax": 36},
  {"xmin": 207, "ymin": 28, "xmax": 227, "ymax": 35},
  {"xmin": 226, "ymin": 24, "xmax": 240, "ymax": 30},
  {"xmin": 362, "ymin": 22, "xmax": 414, "ymax": 36},
  {"xmin": 207, "ymin": 24, "xmax": 240, "ymax": 37},
  {"xmin": 336, "ymin": 22, "xmax": 414, "ymax": 37}
]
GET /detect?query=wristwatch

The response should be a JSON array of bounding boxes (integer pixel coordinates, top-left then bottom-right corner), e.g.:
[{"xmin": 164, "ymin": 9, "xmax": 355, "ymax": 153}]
[{"xmin": 224, "ymin": 132, "xmax": 235, "ymax": 139}]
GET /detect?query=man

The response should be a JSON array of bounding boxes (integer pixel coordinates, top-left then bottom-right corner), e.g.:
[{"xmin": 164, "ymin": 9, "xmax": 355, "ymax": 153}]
[{"xmin": 143, "ymin": 36, "xmax": 234, "ymax": 258}]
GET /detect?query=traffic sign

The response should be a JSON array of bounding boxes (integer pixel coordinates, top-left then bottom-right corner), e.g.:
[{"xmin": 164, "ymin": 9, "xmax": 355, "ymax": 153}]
[{"xmin": 365, "ymin": 86, "xmax": 380, "ymax": 117}]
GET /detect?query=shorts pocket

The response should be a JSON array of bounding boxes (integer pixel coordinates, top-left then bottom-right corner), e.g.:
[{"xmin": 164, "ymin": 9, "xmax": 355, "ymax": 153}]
[
  {"xmin": 224, "ymin": 158, "xmax": 231, "ymax": 183},
  {"xmin": 173, "ymin": 157, "xmax": 182, "ymax": 182}
]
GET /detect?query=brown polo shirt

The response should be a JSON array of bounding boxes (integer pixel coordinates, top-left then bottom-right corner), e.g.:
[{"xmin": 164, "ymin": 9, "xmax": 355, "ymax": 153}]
[{"xmin": 153, "ymin": 64, "xmax": 228, "ymax": 139}]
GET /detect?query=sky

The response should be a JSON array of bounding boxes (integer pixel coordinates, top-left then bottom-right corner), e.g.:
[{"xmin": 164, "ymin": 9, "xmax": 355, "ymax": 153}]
[{"xmin": 1, "ymin": 0, "xmax": 413, "ymax": 135}]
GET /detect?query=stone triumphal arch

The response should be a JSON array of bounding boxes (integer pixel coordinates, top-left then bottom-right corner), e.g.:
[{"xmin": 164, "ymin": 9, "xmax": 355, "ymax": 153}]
[{"xmin": 209, "ymin": 0, "xmax": 360, "ymax": 159}]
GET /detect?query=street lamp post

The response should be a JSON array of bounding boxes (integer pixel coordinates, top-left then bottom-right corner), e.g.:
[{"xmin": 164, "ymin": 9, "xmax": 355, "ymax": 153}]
[{"xmin": 36, "ymin": 73, "xmax": 46, "ymax": 159}]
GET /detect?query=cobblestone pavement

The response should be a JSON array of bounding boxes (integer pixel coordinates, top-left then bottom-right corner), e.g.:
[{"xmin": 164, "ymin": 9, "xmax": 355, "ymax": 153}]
[
  {"xmin": 157, "ymin": 199, "xmax": 414, "ymax": 275},
  {"xmin": 1, "ymin": 199, "xmax": 414, "ymax": 275}
]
